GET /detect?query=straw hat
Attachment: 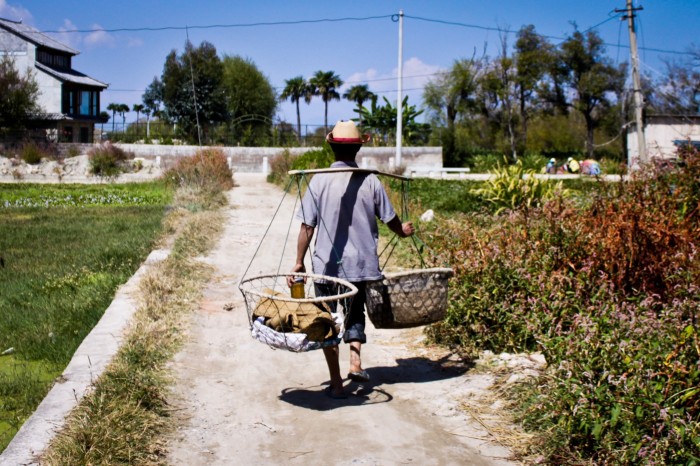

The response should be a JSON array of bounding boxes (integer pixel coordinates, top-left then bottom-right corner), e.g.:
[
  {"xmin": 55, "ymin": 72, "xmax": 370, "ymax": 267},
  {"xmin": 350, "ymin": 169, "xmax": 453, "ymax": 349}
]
[{"xmin": 326, "ymin": 120, "xmax": 371, "ymax": 144}]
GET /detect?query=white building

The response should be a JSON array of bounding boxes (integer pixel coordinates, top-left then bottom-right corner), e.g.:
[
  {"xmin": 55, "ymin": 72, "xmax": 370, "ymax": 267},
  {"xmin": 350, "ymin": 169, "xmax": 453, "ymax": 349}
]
[
  {"xmin": 627, "ymin": 115, "xmax": 700, "ymax": 168},
  {"xmin": 0, "ymin": 17, "xmax": 108, "ymax": 143}
]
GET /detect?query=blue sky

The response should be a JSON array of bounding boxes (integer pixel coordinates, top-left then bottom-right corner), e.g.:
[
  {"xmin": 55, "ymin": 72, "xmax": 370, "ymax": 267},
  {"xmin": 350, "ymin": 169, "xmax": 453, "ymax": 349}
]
[{"xmin": 2, "ymin": 0, "xmax": 698, "ymax": 129}]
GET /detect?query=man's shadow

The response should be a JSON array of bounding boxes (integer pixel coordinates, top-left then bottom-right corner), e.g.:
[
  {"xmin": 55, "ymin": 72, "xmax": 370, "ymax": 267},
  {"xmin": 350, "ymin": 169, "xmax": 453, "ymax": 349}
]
[{"xmin": 278, "ymin": 353, "xmax": 474, "ymax": 411}]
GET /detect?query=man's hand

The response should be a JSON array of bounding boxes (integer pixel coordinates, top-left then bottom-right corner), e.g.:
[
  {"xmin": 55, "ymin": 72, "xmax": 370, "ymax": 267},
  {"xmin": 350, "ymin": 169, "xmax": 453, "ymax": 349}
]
[
  {"xmin": 387, "ymin": 216, "xmax": 415, "ymax": 238},
  {"xmin": 287, "ymin": 262, "xmax": 306, "ymax": 287},
  {"xmin": 401, "ymin": 221, "xmax": 415, "ymax": 237}
]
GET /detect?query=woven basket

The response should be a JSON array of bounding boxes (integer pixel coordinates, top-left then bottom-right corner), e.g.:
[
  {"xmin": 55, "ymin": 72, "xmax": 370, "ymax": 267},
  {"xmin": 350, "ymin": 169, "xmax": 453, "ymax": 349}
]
[
  {"xmin": 238, "ymin": 273, "xmax": 357, "ymax": 352},
  {"xmin": 365, "ymin": 268, "xmax": 454, "ymax": 329}
]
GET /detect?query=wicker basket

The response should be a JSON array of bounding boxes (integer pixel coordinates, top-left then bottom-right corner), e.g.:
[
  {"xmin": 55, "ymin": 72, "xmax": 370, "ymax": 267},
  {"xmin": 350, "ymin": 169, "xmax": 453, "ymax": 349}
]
[{"xmin": 365, "ymin": 268, "xmax": 454, "ymax": 329}]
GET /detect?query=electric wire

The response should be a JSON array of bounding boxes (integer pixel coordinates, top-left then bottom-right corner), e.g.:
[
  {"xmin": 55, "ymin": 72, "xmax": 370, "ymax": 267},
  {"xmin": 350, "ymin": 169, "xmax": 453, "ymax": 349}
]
[{"xmin": 39, "ymin": 15, "xmax": 395, "ymax": 34}]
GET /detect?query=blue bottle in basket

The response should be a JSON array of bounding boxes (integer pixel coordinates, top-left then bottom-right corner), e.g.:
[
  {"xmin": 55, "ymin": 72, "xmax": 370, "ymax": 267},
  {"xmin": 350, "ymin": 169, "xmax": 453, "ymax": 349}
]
[{"xmin": 291, "ymin": 277, "xmax": 305, "ymax": 299}]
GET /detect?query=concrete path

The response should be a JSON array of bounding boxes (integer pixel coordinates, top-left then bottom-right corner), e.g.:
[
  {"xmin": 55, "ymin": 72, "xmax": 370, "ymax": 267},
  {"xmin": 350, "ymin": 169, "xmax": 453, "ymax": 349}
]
[{"xmin": 165, "ymin": 173, "xmax": 516, "ymax": 466}]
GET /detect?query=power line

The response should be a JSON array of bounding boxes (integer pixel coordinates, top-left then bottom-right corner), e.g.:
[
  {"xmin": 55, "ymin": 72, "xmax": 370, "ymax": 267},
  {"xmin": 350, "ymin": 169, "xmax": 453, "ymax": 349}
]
[
  {"xmin": 405, "ymin": 13, "xmax": 692, "ymax": 56},
  {"xmin": 39, "ymin": 15, "xmax": 394, "ymax": 34},
  {"xmin": 38, "ymin": 12, "xmax": 692, "ymax": 57}
]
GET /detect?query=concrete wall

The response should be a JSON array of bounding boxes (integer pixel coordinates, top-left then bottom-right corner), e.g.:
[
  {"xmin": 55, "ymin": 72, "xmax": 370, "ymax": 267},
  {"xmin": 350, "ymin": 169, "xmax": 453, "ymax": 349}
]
[
  {"xmin": 112, "ymin": 144, "xmax": 443, "ymax": 173},
  {"xmin": 627, "ymin": 116, "xmax": 700, "ymax": 167}
]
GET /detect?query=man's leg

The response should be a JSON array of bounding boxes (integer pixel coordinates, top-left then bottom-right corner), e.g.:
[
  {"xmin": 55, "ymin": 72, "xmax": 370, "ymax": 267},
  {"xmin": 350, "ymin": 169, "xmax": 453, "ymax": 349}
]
[
  {"xmin": 344, "ymin": 282, "xmax": 369, "ymax": 381},
  {"xmin": 349, "ymin": 341, "xmax": 362, "ymax": 374},
  {"xmin": 323, "ymin": 345, "xmax": 345, "ymax": 396}
]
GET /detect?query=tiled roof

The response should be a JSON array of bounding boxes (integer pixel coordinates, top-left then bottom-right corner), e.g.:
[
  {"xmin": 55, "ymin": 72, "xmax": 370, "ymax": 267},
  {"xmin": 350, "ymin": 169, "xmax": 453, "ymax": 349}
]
[
  {"xmin": 0, "ymin": 17, "xmax": 79, "ymax": 55},
  {"xmin": 36, "ymin": 62, "xmax": 108, "ymax": 89}
]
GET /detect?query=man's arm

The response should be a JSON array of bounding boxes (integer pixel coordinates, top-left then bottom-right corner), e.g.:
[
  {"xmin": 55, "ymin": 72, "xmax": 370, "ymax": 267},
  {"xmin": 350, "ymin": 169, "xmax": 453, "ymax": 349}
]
[
  {"xmin": 386, "ymin": 215, "xmax": 415, "ymax": 238},
  {"xmin": 288, "ymin": 223, "xmax": 315, "ymax": 286}
]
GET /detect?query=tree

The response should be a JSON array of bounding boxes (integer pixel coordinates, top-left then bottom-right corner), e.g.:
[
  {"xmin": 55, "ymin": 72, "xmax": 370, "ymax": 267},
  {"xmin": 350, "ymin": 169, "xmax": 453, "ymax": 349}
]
[
  {"xmin": 132, "ymin": 103, "xmax": 144, "ymax": 135},
  {"xmin": 309, "ymin": 70, "xmax": 343, "ymax": 133},
  {"xmin": 556, "ymin": 29, "xmax": 626, "ymax": 157},
  {"xmin": 648, "ymin": 58, "xmax": 700, "ymax": 114},
  {"xmin": 117, "ymin": 104, "xmax": 130, "ymax": 133},
  {"xmin": 0, "ymin": 56, "xmax": 40, "ymax": 135},
  {"xmin": 359, "ymin": 96, "xmax": 429, "ymax": 146},
  {"xmin": 343, "ymin": 84, "xmax": 376, "ymax": 126},
  {"xmin": 477, "ymin": 31, "xmax": 519, "ymax": 161},
  {"xmin": 221, "ymin": 55, "xmax": 277, "ymax": 146},
  {"xmin": 280, "ymin": 76, "xmax": 311, "ymax": 143},
  {"xmin": 423, "ymin": 58, "xmax": 482, "ymax": 165},
  {"xmin": 106, "ymin": 103, "xmax": 119, "ymax": 133},
  {"xmin": 514, "ymin": 25, "xmax": 554, "ymax": 146},
  {"xmin": 161, "ymin": 40, "xmax": 228, "ymax": 143},
  {"xmin": 142, "ymin": 77, "xmax": 164, "ymax": 138}
]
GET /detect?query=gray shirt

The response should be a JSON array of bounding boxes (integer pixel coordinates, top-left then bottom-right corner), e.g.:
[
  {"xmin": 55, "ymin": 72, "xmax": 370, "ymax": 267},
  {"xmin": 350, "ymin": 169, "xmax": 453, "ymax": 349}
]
[{"xmin": 296, "ymin": 161, "xmax": 397, "ymax": 281}]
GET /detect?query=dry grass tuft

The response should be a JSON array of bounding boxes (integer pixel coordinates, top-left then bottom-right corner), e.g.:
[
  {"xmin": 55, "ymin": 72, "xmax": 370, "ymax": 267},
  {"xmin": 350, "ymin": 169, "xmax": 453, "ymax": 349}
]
[{"xmin": 41, "ymin": 161, "xmax": 230, "ymax": 464}]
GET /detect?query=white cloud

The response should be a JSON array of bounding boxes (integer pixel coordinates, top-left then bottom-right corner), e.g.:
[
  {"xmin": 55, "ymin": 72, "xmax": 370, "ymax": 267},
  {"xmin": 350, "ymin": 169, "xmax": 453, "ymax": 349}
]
[
  {"xmin": 83, "ymin": 24, "xmax": 115, "ymax": 48},
  {"xmin": 55, "ymin": 19, "xmax": 80, "ymax": 49},
  {"xmin": 0, "ymin": 0, "xmax": 32, "ymax": 22},
  {"xmin": 341, "ymin": 57, "xmax": 445, "ymax": 105},
  {"xmin": 127, "ymin": 37, "xmax": 144, "ymax": 48}
]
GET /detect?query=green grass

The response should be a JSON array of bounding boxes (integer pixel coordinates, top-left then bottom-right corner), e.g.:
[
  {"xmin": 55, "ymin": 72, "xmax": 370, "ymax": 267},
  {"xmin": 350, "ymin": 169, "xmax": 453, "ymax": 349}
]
[
  {"xmin": 386, "ymin": 177, "xmax": 607, "ymax": 215},
  {"xmin": 0, "ymin": 182, "xmax": 172, "ymax": 452}
]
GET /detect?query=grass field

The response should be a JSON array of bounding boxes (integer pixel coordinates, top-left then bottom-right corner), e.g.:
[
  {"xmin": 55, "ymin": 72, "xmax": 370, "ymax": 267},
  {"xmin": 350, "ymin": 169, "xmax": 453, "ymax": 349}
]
[{"xmin": 0, "ymin": 182, "xmax": 172, "ymax": 451}]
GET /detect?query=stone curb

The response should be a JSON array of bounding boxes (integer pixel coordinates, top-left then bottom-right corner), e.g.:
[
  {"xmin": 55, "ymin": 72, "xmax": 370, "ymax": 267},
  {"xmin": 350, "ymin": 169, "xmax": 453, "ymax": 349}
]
[{"xmin": 0, "ymin": 249, "xmax": 170, "ymax": 465}]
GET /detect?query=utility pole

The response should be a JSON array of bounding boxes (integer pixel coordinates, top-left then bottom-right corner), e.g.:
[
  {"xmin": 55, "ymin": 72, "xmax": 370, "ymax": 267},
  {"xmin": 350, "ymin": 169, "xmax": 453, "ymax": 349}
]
[
  {"xmin": 396, "ymin": 10, "xmax": 404, "ymax": 167},
  {"xmin": 617, "ymin": 0, "xmax": 646, "ymax": 168}
]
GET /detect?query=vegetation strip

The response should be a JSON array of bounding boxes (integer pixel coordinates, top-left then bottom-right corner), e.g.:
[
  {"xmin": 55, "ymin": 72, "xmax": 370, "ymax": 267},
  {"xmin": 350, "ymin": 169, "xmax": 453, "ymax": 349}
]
[
  {"xmin": 38, "ymin": 149, "xmax": 232, "ymax": 465},
  {"xmin": 0, "ymin": 182, "xmax": 171, "ymax": 452}
]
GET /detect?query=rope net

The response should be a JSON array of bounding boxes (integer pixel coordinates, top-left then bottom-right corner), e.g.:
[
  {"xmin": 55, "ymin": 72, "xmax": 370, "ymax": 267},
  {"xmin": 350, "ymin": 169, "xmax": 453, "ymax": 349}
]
[{"xmin": 239, "ymin": 272, "xmax": 357, "ymax": 352}]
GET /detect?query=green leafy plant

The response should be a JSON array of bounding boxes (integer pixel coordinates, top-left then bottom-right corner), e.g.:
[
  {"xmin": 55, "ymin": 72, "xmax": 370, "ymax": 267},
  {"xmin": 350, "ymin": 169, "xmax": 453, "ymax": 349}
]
[{"xmin": 472, "ymin": 158, "xmax": 566, "ymax": 214}]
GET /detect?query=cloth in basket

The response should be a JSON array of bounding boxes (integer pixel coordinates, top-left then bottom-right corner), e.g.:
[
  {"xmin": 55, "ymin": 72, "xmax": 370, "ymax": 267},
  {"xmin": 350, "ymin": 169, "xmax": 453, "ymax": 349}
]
[{"xmin": 252, "ymin": 288, "xmax": 337, "ymax": 341}]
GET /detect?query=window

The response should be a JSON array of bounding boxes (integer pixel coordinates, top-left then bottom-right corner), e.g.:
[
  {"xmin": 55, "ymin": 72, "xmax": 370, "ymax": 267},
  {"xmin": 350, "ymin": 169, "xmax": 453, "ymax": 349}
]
[
  {"xmin": 80, "ymin": 91, "xmax": 90, "ymax": 115},
  {"xmin": 37, "ymin": 50, "xmax": 70, "ymax": 69},
  {"xmin": 63, "ymin": 89, "xmax": 100, "ymax": 116}
]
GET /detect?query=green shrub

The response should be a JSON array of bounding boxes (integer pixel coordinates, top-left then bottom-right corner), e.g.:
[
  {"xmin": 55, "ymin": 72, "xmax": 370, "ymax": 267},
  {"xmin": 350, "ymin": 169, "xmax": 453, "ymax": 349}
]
[
  {"xmin": 290, "ymin": 143, "xmax": 334, "ymax": 171},
  {"xmin": 425, "ymin": 146, "xmax": 700, "ymax": 463},
  {"xmin": 88, "ymin": 143, "xmax": 133, "ymax": 177},
  {"xmin": 266, "ymin": 149, "xmax": 294, "ymax": 186},
  {"xmin": 472, "ymin": 159, "xmax": 567, "ymax": 214},
  {"xmin": 19, "ymin": 141, "xmax": 57, "ymax": 165},
  {"xmin": 267, "ymin": 144, "xmax": 335, "ymax": 188}
]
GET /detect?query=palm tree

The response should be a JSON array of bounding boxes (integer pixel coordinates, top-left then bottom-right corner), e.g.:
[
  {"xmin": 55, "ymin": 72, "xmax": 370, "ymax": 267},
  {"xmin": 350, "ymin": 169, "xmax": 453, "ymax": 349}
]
[
  {"xmin": 106, "ymin": 103, "xmax": 119, "ymax": 134},
  {"xmin": 343, "ymin": 84, "xmax": 376, "ymax": 126},
  {"xmin": 132, "ymin": 104, "xmax": 144, "ymax": 135},
  {"xmin": 309, "ymin": 70, "xmax": 343, "ymax": 134},
  {"xmin": 117, "ymin": 104, "xmax": 130, "ymax": 133},
  {"xmin": 280, "ymin": 76, "xmax": 310, "ymax": 143}
]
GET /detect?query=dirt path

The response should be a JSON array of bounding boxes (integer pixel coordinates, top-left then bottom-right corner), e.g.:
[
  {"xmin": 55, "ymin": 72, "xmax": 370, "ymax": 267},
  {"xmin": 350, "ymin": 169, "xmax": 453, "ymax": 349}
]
[{"xmin": 166, "ymin": 173, "xmax": 517, "ymax": 466}]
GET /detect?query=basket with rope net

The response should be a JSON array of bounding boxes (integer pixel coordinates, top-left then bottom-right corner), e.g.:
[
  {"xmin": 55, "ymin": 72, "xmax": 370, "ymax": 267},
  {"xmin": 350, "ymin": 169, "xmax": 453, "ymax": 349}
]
[
  {"xmin": 365, "ymin": 267, "xmax": 454, "ymax": 329},
  {"xmin": 238, "ymin": 272, "xmax": 357, "ymax": 352}
]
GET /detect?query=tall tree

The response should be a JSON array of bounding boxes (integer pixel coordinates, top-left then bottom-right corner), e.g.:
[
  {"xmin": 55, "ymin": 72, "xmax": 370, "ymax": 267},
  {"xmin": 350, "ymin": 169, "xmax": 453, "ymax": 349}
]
[
  {"xmin": 106, "ymin": 103, "xmax": 119, "ymax": 133},
  {"xmin": 557, "ymin": 29, "xmax": 626, "ymax": 157},
  {"xmin": 514, "ymin": 25, "xmax": 554, "ymax": 146},
  {"xmin": 221, "ymin": 55, "xmax": 277, "ymax": 146},
  {"xmin": 423, "ymin": 58, "xmax": 482, "ymax": 165},
  {"xmin": 161, "ymin": 40, "xmax": 227, "ymax": 143},
  {"xmin": 648, "ymin": 58, "xmax": 700, "ymax": 114},
  {"xmin": 343, "ymin": 84, "xmax": 376, "ymax": 126},
  {"xmin": 132, "ymin": 104, "xmax": 144, "ymax": 135},
  {"xmin": 117, "ymin": 104, "xmax": 130, "ymax": 133},
  {"xmin": 0, "ymin": 56, "xmax": 40, "ymax": 134},
  {"xmin": 142, "ymin": 77, "xmax": 164, "ymax": 138},
  {"xmin": 309, "ymin": 70, "xmax": 343, "ymax": 133},
  {"xmin": 280, "ymin": 76, "xmax": 310, "ymax": 143}
]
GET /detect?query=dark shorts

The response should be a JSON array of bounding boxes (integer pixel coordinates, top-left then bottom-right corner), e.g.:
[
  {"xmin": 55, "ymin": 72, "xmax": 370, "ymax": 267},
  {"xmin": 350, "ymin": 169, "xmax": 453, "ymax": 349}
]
[{"xmin": 315, "ymin": 281, "xmax": 367, "ymax": 344}]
